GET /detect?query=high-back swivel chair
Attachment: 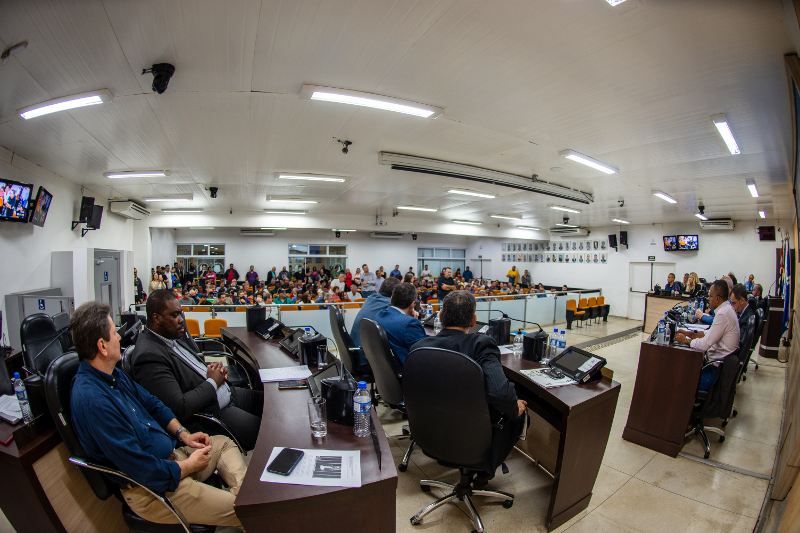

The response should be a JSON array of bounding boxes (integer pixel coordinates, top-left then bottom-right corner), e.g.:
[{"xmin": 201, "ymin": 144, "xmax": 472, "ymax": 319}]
[
  {"xmin": 403, "ymin": 347, "xmax": 514, "ymax": 532},
  {"xmin": 329, "ymin": 305, "xmax": 374, "ymax": 384}
]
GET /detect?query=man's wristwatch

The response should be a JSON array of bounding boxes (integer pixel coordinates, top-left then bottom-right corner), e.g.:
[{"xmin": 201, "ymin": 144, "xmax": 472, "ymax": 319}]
[{"xmin": 175, "ymin": 426, "xmax": 188, "ymax": 440}]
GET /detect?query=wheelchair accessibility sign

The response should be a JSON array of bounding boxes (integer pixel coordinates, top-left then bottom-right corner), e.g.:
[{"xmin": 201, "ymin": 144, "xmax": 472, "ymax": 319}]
[{"xmin": 38, "ymin": 299, "xmax": 45, "ymax": 310}]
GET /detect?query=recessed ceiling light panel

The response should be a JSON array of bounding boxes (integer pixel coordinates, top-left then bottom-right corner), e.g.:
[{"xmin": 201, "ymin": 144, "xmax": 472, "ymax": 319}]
[
  {"xmin": 451, "ymin": 219, "xmax": 482, "ymax": 225},
  {"xmin": 18, "ymin": 89, "xmax": 113, "ymax": 119},
  {"xmin": 278, "ymin": 174, "xmax": 345, "ymax": 182},
  {"xmin": 612, "ymin": 218, "xmax": 630, "ymax": 224},
  {"xmin": 263, "ymin": 210, "xmax": 307, "ymax": 215},
  {"xmin": 106, "ymin": 170, "xmax": 170, "ymax": 179},
  {"xmin": 549, "ymin": 205, "xmax": 581, "ymax": 214},
  {"xmin": 759, "ymin": 211, "xmax": 766, "ymax": 219},
  {"xmin": 300, "ymin": 84, "xmax": 443, "ymax": 119},
  {"xmin": 517, "ymin": 226, "xmax": 540, "ymax": 231},
  {"xmin": 490, "ymin": 214, "xmax": 522, "ymax": 220},
  {"xmin": 268, "ymin": 198, "xmax": 318, "ymax": 204},
  {"xmin": 448, "ymin": 189, "xmax": 496, "ymax": 199},
  {"xmin": 555, "ymin": 223, "xmax": 577, "ymax": 228},
  {"xmin": 331, "ymin": 229, "xmax": 357, "ymax": 232},
  {"xmin": 558, "ymin": 149, "xmax": 618, "ymax": 174},
  {"xmin": 144, "ymin": 194, "xmax": 193, "ymax": 202},
  {"xmin": 397, "ymin": 206, "xmax": 438, "ymax": 212},
  {"xmin": 695, "ymin": 213, "xmax": 708, "ymax": 221},
  {"xmin": 711, "ymin": 114, "xmax": 741, "ymax": 155},
  {"xmin": 652, "ymin": 191, "xmax": 678, "ymax": 204},
  {"xmin": 161, "ymin": 208, "xmax": 203, "ymax": 213},
  {"xmin": 606, "ymin": 0, "xmax": 628, "ymax": 5},
  {"xmin": 746, "ymin": 179, "xmax": 758, "ymax": 198}
]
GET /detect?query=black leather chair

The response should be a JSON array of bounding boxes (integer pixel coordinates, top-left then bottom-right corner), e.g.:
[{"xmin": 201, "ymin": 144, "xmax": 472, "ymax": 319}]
[
  {"xmin": 359, "ymin": 319, "xmax": 415, "ymax": 472},
  {"xmin": 20, "ymin": 313, "xmax": 63, "ymax": 376},
  {"xmin": 329, "ymin": 305, "xmax": 374, "ymax": 385},
  {"xmin": 403, "ymin": 347, "xmax": 514, "ymax": 532},
  {"xmin": 740, "ymin": 307, "xmax": 762, "ymax": 382},
  {"xmin": 44, "ymin": 352, "xmax": 218, "ymax": 533},
  {"xmin": 180, "ymin": 311, "xmax": 249, "ymax": 389},
  {"xmin": 219, "ymin": 329, "xmax": 263, "ymax": 392},
  {"xmin": 746, "ymin": 307, "xmax": 766, "ymax": 376},
  {"xmin": 685, "ymin": 316, "xmax": 753, "ymax": 459},
  {"xmin": 51, "ymin": 311, "xmax": 73, "ymax": 351}
]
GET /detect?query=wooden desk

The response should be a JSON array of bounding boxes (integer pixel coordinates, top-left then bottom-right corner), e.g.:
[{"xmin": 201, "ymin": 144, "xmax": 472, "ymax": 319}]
[
  {"xmin": 501, "ymin": 354, "xmax": 620, "ymax": 531},
  {"xmin": 643, "ymin": 293, "xmax": 691, "ymax": 333},
  {"xmin": 223, "ymin": 328, "xmax": 398, "ymax": 533},
  {"xmin": 622, "ymin": 340, "xmax": 704, "ymax": 457}
]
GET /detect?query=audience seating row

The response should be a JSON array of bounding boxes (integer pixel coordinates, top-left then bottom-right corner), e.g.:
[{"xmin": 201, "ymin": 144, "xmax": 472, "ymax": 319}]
[{"xmin": 565, "ymin": 297, "xmax": 609, "ymax": 329}]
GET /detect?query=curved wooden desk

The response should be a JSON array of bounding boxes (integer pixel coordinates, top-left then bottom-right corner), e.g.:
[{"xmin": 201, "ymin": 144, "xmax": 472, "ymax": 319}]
[{"xmin": 222, "ymin": 327, "xmax": 397, "ymax": 533}]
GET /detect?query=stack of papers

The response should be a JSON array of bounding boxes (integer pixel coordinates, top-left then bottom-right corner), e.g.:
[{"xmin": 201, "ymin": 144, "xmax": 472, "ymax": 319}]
[
  {"xmin": 261, "ymin": 447, "xmax": 362, "ymax": 488},
  {"xmin": 258, "ymin": 366, "xmax": 312, "ymax": 383},
  {"xmin": 519, "ymin": 368, "xmax": 577, "ymax": 389},
  {"xmin": 683, "ymin": 323, "xmax": 711, "ymax": 332},
  {"xmin": 0, "ymin": 394, "xmax": 22, "ymax": 424}
]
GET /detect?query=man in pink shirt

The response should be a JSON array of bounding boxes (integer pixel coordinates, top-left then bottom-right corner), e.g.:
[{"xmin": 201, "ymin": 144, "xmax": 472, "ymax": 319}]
[{"xmin": 675, "ymin": 279, "xmax": 739, "ymax": 391}]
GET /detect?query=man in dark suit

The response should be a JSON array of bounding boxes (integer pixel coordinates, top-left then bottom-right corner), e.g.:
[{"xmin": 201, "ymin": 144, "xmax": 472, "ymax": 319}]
[
  {"xmin": 730, "ymin": 283, "xmax": 754, "ymax": 348},
  {"xmin": 373, "ymin": 282, "xmax": 427, "ymax": 364},
  {"xmin": 129, "ymin": 290, "xmax": 263, "ymax": 450},
  {"xmin": 411, "ymin": 291, "xmax": 527, "ymax": 483}
]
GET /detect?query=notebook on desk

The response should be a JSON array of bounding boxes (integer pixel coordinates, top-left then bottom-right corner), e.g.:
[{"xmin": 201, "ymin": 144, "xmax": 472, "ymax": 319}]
[{"xmin": 0, "ymin": 395, "xmax": 21, "ymax": 424}]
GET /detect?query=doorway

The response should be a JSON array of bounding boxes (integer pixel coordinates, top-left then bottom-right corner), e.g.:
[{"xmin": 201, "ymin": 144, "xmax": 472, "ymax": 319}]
[
  {"xmin": 94, "ymin": 250, "xmax": 122, "ymax": 324},
  {"xmin": 628, "ymin": 262, "xmax": 676, "ymax": 320}
]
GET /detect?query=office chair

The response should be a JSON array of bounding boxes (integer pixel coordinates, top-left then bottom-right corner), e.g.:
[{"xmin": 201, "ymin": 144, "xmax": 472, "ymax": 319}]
[
  {"xmin": 685, "ymin": 317, "xmax": 752, "ymax": 459},
  {"xmin": 576, "ymin": 298, "xmax": 591, "ymax": 327},
  {"xmin": 359, "ymin": 319, "xmax": 416, "ymax": 472},
  {"xmin": 329, "ymin": 306, "xmax": 374, "ymax": 384},
  {"xmin": 403, "ymin": 347, "xmax": 514, "ymax": 533},
  {"xmin": 184, "ymin": 318, "xmax": 201, "ymax": 337},
  {"xmin": 219, "ymin": 329, "xmax": 264, "ymax": 392},
  {"xmin": 587, "ymin": 297, "xmax": 600, "ymax": 324},
  {"xmin": 44, "ymin": 352, "xmax": 220, "ymax": 533},
  {"xmin": 565, "ymin": 299, "xmax": 585, "ymax": 330},
  {"xmin": 739, "ymin": 308, "xmax": 760, "ymax": 382},
  {"xmin": 202, "ymin": 318, "xmax": 227, "ymax": 338},
  {"xmin": 20, "ymin": 313, "xmax": 64, "ymax": 376},
  {"xmin": 51, "ymin": 311, "xmax": 73, "ymax": 351}
]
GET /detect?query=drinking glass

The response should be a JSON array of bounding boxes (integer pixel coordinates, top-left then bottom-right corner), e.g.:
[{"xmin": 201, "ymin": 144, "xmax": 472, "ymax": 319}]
[
  {"xmin": 308, "ymin": 397, "xmax": 327, "ymax": 437},
  {"xmin": 317, "ymin": 345, "xmax": 327, "ymax": 368}
]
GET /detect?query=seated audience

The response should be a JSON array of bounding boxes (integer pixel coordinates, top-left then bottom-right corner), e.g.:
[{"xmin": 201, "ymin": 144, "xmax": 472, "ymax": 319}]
[
  {"xmin": 348, "ymin": 284, "xmax": 362, "ymax": 301},
  {"xmin": 70, "ymin": 301, "xmax": 246, "ymax": 528},
  {"xmin": 410, "ymin": 291, "xmax": 527, "ymax": 482},
  {"xmin": 373, "ymin": 283, "xmax": 427, "ymax": 364}
]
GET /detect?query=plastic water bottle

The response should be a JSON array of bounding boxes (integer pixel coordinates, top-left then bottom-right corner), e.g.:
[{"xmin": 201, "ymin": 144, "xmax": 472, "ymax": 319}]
[
  {"xmin": 548, "ymin": 328, "xmax": 559, "ymax": 360},
  {"xmin": 699, "ymin": 299, "xmax": 705, "ymax": 313},
  {"xmin": 433, "ymin": 313, "xmax": 442, "ymax": 335},
  {"xmin": 513, "ymin": 331, "xmax": 524, "ymax": 357},
  {"xmin": 657, "ymin": 320, "xmax": 665, "ymax": 344},
  {"xmin": 353, "ymin": 381, "xmax": 371, "ymax": 437},
  {"xmin": 304, "ymin": 327, "xmax": 312, "ymax": 338},
  {"xmin": 427, "ymin": 303, "xmax": 433, "ymax": 318},
  {"xmin": 13, "ymin": 372, "xmax": 33, "ymax": 424},
  {"xmin": 559, "ymin": 330, "xmax": 567, "ymax": 351},
  {"xmin": 664, "ymin": 321, "xmax": 671, "ymax": 345}
]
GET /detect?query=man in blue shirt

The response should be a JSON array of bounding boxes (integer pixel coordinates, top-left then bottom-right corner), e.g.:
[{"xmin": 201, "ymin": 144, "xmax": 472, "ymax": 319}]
[
  {"xmin": 69, "ymin": 301, "xmax": 246, "ymax": 528},
  {"xmin": 373, "ymin": 282, "xmax": 427, "ymax": 364},
  {"xmin": 350, "ymin": 277, "xmax": 401, "ymax": 367},
  {"xmin": 390, "ymin": 265, "xmax": 402, "ymax": 279},
  {"xmin": 463, "ymin": 266, "xmax": 474, "ymax": 282}
]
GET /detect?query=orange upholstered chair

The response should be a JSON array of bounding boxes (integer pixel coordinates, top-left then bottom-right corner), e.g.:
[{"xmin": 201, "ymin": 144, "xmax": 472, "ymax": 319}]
[
  {"xmin": 184, "ymin": 318, "xmax": 201, "ymax": 337},
  {"xmin": 566, "ymin": 299, "xmax": 585, "ymax": 329},
  {"xmin": 203, "ymin": 319, "xmax": 227, "ymax": 338}
]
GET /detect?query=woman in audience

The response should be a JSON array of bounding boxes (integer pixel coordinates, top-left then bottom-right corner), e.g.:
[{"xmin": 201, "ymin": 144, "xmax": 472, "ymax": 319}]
[
  {"xmin": 149, "ymin": 273, "xmax": 165, "ymax": 293},
  {"xmin": 299, "ymin": 293, "xmax": 311, "ymax": 304},
  {"xmin": 345, "ymin": 268, "xmax": 353, "ymax": 288},
  {"xmin": 352, "ymin": 275, "xmax": 362, "ymax": 290},
  {"xmin": 331, "ymin": 286, "xmax": 343, "ymax": 302}
]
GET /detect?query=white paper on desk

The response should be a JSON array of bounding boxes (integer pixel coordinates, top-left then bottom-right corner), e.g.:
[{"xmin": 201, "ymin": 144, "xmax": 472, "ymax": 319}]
[
  {"xmin": 0, "ymin": 394, "xmax": 22, "ymax": 424},
  {"xmin": 258, "ymin": 366, "xmax": 312, "ymax": 383},
  {"xmin": 498, "ymin": 345, "xmax": 513, "ymax": 355},
  {"xmin": 518, "ymin": 368, "xmax": 577, "ymax": 389},
  {"xmin": 260, "ymin": 447, "xmax": 361, "ymax": 488},
  {"xmin": 683, "ymin": 323, "xmax": 711, "ymax": 332}
]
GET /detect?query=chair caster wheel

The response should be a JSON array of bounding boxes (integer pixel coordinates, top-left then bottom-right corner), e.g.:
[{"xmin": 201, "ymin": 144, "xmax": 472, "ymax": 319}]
[
  {"xmin": 742, "ymin": 375, "xmax": 747, "ymax": 381},
  {"xmin": 704, "ymin": 452, "xmax": 710, "ymax": 459},
  {"xmin": 719, "ymin": 436, "xmax": 725, "ymax": 443},
  {"xmin": 398, "ymin": 463, "xmax": 407, "ymax": 472},
  {"xmin": 503, "ymin": 499, "xmax": 514, "ymax": 509},
  {"xmin": 732, "ymin": 410, "xmax": 738, "ymax": 417},
  {"xmin": 421, "ymin": 485, "xmax": 431, "ymax": 492},
  {"xmin": 411, "ymin": 517, "xmax": 421, "ymax": 526},
  {"xmin": 721, "ymin": 420, "xmax": 728, "ymax": 427},
  {"xmin": 402, "ymin": 427, "xmax": 410, "ymax": 436},
  {"xmin": 755, "ymin": 364, "xmax": 759, "ymax": 370}
]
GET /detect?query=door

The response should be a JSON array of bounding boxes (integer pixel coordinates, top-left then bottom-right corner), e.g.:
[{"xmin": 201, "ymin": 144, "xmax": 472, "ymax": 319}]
[
  {"xmin": 94, "ymin": 251, "xmax": 121, "ymax": 324},
  {"xmin": 628, "ymin": 262, "xmax": 653, "ymax": 320}
]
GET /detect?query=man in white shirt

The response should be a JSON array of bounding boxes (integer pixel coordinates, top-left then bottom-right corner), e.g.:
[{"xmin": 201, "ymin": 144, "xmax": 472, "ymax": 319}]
[
  {"xmin": 675, "ymin": 280, "xmax": 739, "ymax": 391},
  {"xmin": 421, "ymin": 265, "xmax": 431, "ymax": 280},
  {"xmin": 360, "ymin": 264, "xmax": 377, "ymax": 297},
  {"xmin": 331, "ymin": 273, "xmax": 347, "ymax": 292}
]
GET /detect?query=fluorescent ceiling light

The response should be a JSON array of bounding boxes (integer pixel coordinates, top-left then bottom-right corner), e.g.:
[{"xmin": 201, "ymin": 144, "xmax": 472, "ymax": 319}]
[
  {"xmin": 711, "ymin": 114, "xmax": 740, "ymax": 155},
  {"xmin": 652, "ymin": 191, "xmax": 677, "ymax": 204},
  {"xmin": 695, "ymin": 213, "xmax": 708, "ymax": 221},
  {"xmin": 278, "ymin": 174, "xmax": 345, "ymax": 183},
  {"xmin": 300, "ymin": 84, "xmax": 443, "ymax": 119},
  {"xmin": 556, "ymin": 223, "xmax": 577, "ymax": 228},
  {"xmin": 144, "ymin": 194, "xmax": 193, "ymax": 202},
  {"xmin": 18, "ymin": 89, "xmax": 113, "ymax": 119},
  {"xmin": 264, "ymin": 210, "xmax": 306, "ymax": 215},
  {"xmin": 105, "ymin": 170, "xmax": 170, "ymax": 179},
  {"xmin": 332, "ymin": 229, "xmax": 357, "ymax": 232},
  {"xmin": 746, "ymin": 180, "xmax": 759, "ymax": 198},
  {"xmin": 517, "ymin": 226, "xmax": 540, "ymax": 231},
  {"xmin": 759, "ymin": 211, "xmax": 766, "ymax": 219},
  {"xmin": 397, "ymin": 206, "xmax": 438, "ymax": 212},
  {"xmin": 612, "ymin": 218, "xmax": 630, "ymax": 224},
  {"xmin": 190, "ymin": 227, "xmax": 214, "ymax": 230},
  {"xmin": 550, "ymin": 205, "xmax": 581, "ymax": 214},
  {"xmin": 268, "ymin": 198, "xmax": 318, "ymax": 204},
  {"xmin": 606, "ymin": 0, "xmax": 628, "ymax": 5},
  {"xmin": 261, "ymin": 227, "xmax": 287, "ymax": 230},
  {"xmin": 448, "ymin": 189, "xmax": 495, "ymax": 199},
  {"xmin": 161, "ymin": 209, "xmax": 203, "ymax": 213},
  {"xmin": 379, "ymin": 152, "xmax": 594, "ymax": 204},
  {"xmin": 558, "ymin": 149, "xmax": 618, "ymax": 174},
  {"xmin": 490, "ymin": 214, "xmax": 522, "ymax": 220},
  {"xmin": 452, "ymin": 219, "xmax": 481, "ymax": 225}
]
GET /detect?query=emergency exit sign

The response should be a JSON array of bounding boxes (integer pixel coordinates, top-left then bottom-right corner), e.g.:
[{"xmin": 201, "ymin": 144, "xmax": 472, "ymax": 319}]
[{"xmin": 648, "ymin": 256, "xmax": 655, "ymax": 262}]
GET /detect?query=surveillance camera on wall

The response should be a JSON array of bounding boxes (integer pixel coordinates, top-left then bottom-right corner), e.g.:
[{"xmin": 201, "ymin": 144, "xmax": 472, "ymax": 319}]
[
  {"xmin": 142, "ymin": 63, "xmax": 175, "ymax": 94},
  {"xmin": 209, "ymin": 187, "xmax": 218, "ymax": 199},
  {"xmin": 563, "ymin": 215, "xmax": 569, "ymax": 224},
  {"xmin": 335, "ymin": 231, "xmax": 341, "ymax": 238},
  {"xmin": 412, "ymin": 233, "xmax": 417, "ymax": 240},
  {"xmin": 338, "ymin": 139, "xmax": 352, "ymax": 154}
]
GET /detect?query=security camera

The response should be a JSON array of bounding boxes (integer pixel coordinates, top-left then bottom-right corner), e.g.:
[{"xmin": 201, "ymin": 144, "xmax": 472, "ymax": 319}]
[
  {"xmin": 142, "ymin": 63, "xmax": 175, "ymax": 94},
  {"xmin": 209, "ymin": 187, "xmax": 218, "ymax": 199},
  {"xmin": 338, "ymin": 139, "xmax": 352, "ymax": 154},
  {"xmin": 563, "ymin": 215, "xmax": 569, "ymax": 225},
  {"xmin": 335, "ymin": 231, "xmax": 341, "ymax": 238},
  {"xmin": 412, "ymin": 233, "xmax": 417, "ymax": 241},
  {"xmin": 618, "ymin": 198, "xmax": 624, "ymax": 207}
]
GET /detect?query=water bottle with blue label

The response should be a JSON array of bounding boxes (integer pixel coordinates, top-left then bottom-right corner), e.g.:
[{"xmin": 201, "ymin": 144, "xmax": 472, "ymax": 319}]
[
  {"xmin": 353, "ymin": 381, "xmax": 371, "ymax": 438},
  {"xmin": 13, "ymin": 372, "xmax": 33, "ymax": 424},
  {"xmin": 657, "ymin": 319, "xmax": 665, "ymax": 344},
  {"xmin": 513, "ymin": 331, "xmax": 524, "ymax": 357},
  {"xmin": 559, "ymin": 330, "xmax": 567, "ymax": 352}
]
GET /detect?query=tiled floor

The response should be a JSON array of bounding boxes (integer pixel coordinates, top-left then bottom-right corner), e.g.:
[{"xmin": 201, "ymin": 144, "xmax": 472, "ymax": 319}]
[{"xmin": 0, "ymin": 317, "xmax": 785, "ymax": 533}]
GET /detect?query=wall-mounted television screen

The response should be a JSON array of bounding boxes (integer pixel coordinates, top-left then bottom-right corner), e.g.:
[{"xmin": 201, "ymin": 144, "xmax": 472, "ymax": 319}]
[
  {"xmin": 663, "ymin": 236, "xmax": 677, "ymax": 251},
  {"xmin": 0, "ymin": 178, "xmax": 33, "ymax": 222},
  {"xmin": 29, "ymin": 186, "xmax": 53, "ymax": 227},
  {"xmin": 677, "ymin": 235, "xmax": 699, "ymax": 250}
]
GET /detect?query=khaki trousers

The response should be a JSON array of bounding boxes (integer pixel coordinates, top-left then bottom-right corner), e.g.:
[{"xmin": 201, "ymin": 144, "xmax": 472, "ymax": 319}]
[{"xmin": 121, "ymin": 435, "xmax": 246, "ymax": 529}]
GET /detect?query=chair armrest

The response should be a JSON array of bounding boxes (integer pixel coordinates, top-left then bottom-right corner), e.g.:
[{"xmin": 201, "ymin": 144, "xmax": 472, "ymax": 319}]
[
  {"xmin": 67, "ymin": 456, "xmax": 193, "ymax": 533},
  {"xmin": 348, "ymin": 347, "xmax": 362, "ymax": 352},
  {"xmin": 192, "ymin": 413, "xmax": 246, "ymax": 455}
]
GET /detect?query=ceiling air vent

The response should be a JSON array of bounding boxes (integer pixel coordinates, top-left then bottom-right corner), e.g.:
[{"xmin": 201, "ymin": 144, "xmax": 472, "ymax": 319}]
[
  {"xmin": 548, "ymin": 227, "xmax": 589, "ymax": 236},
  {"xmin": 369, "ymin": 232, "xmax": 404, "ymax": 239},
  {"xmin": 699, "ymin": 219, "xmax": 734, "ymax": 230},
  {"xmin": 239, "ymin": 228, "xmax": 276, "ymax": 236}
]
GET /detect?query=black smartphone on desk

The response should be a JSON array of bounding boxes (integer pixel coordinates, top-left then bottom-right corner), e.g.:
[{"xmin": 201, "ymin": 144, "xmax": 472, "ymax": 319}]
[{"xmin": 267, "ymin": 448, "xmax": 304, "ymax": 476}]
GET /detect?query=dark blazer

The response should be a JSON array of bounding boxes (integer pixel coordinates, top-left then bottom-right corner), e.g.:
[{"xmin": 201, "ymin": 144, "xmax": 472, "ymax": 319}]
[
  {"xmin": 738, "ymin": 305, "xmax": 755, "ymax": 345},
  {"xmin": 373, "ymin": 307, "xmax": 427, "ymax": 364},
  {"xmin": 129, "ymin": 328, "xmax": 219, "ymax": 421}
]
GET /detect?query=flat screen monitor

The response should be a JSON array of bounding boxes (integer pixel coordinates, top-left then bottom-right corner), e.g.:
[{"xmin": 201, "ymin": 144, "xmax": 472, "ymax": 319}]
[
  {"xmin": 663, "ymin": 236, "xmax": 677, "ymax": 251},
  {"xmin": 29, "ymin": 186, "xmax": 53, "ymax": 227},
  {"xmin": 0, "ymin": 178, "xmax": 33, "ymax": 223},
  {"xmin": 677, "ymin": 235, "xmax": 698, "ymax": 251}
]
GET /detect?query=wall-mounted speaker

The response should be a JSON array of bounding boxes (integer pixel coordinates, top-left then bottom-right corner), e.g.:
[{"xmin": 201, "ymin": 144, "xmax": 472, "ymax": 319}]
[
  {"xmin": 79, "ymin": 196, "xmax": 95, "ymax": 223},
  {"xmin": 620, "ymin": 231, "xmax": 628, "ymax": 246},
  {"xmin": 608, "ymin": 234, "xmax": 618, "ymax": 249}
]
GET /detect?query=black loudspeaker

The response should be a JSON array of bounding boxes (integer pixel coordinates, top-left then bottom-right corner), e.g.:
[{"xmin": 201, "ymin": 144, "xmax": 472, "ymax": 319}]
[
  {"xmin": 620, "ymin": 231, "xmax": 628, "ymax": 246},
  {"xmin": 87, "ymin": 205, "xmax": 103, "ymax": 229},
  {"xmin": 608, "ymin": 234, "xmax": 618, "ymax": 249},
  {"xmin": 246, "ymin": 305, "xmax": 267, "ymax": 331},
  {"xmin": 79, "ymin": 196, "xmax": 95, "ymax": 223},
  {"xmin": 489, "ymin": 317, "xmax": 511, "ymax": 346},
  {"xmin": 522, "ymin": 330, "xmax": 549, "ymax": 362}
]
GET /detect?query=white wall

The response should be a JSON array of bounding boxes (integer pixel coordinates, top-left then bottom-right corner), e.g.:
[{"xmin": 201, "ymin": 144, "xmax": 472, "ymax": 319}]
[
  {"xmin": 466, "ymin": 221, "xmax": 788, "ymax": 318},
  {"xmin": 0, "ymin": 147, "xmax": 134, "ymax": 343},
  {"xmin": 150, "ymin": 228, "xmax": 176, "ymax": 270}
]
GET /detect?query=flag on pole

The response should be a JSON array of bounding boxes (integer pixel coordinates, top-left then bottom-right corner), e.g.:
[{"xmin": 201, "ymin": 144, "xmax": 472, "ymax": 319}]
[{"xmin": 782, "ymin": 236, "xmax": 791, "ymax": 336}]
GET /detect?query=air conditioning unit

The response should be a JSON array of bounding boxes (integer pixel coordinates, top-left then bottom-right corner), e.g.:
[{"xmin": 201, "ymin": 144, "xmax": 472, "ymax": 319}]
[
  {"xmin": 108, "ymin": 201, "xmax": 150, "ymax": 220},
  {"xmin": 548, "ymin": 227, "xmax": 590, "ymax": 236},
  {"xmin": 699, "ymin": 219, "xmax": 734, "ymax": 230},
  {"xmin": 239, "ymin": 229, "xmax": 275, "ymax": 236},
  {"xmin": 369, "ymin": 232, "xmax": 404, "ymax": 239}
]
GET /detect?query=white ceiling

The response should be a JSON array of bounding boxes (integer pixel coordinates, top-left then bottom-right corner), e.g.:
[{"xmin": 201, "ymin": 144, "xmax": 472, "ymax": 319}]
[{"xmin": 0, "ymin": 0, "xmax": 795, "ymax": 232}]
